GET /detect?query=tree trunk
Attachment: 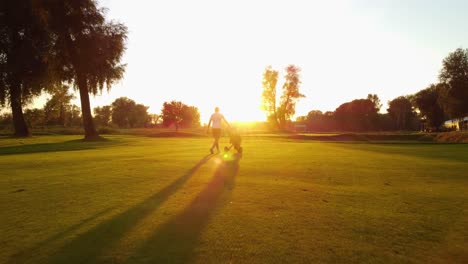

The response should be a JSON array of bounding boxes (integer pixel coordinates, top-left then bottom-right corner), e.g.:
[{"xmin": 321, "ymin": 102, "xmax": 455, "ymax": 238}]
[
  {"xmin": 9, "ymin": 81, "xmax": 31, "ymax": 137},
  {"xmin": 60, "ymin": 102, "xmax": 65, "ymax": 127},
  {"xmin": 272, "ymin": 110, "xmax": 279, "ymax": 130},
  {"xmin": 77, "ymin": 75, "xmax": 99, "ymax": 140}
]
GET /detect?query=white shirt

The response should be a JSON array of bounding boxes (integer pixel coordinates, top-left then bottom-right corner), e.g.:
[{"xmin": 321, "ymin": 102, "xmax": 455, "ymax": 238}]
[{"xmin": 210, "ymin": 112, "xmax": 225, "ymax": 128}]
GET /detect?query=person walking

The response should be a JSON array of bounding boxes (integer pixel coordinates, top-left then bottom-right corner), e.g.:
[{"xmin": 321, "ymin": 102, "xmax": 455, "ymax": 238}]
[{"xmin": 207, "ymin": 107, "xmax": 229, "ymax": 154}]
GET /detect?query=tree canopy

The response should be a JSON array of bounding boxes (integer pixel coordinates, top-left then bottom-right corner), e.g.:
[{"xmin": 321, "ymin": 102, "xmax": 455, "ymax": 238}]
[
  {"xmin": 278, "ymin": 65, "xmax": 305, "ymax": 128},
  {"xmin": 261, "ymin": 66, "xmax": 279, "ymax": 128},
  {"xmin": 334, "ymin": 98, "xmax": 378, "ymax": 131},
  {"xmin": 438, "ymin": 48, "xmax": 468, "ymax": 119},
  {"xmin": 261, "ymin": 65, "xmax": 304, "ymax": 130},
  {"xmin": 93, "ymin": 105, "xmax": 112, "ymax": 127},
  {"xmin": 43, "ymin": 85, "xmax": 76, "ymax": 126},
  {"xmin": 111, "ymin": 97, "xmax": 149, "ymax": 128},
  {"xmin": 0, "ymin": 0, "xmax": 53, "ymax": 136},
  {"xmin": 412, "ymin": 84, "xmax": 446, "ymax": 130},
  {"xmin": 387, "ymin": 96, "xmax": 416, "ymax": 130},
  {"xmin": 44, "ymin": 0, "xmax": 128, "ymax": 139},
  {"xmin": 161, "ymin": 101, "xmax": 200, "ymax": 131}
]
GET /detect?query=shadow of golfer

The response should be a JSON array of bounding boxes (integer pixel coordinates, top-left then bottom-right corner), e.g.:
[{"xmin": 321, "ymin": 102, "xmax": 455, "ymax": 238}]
[
  {"xmin": 126, "ymin": 157, "xmax": 240, "ymax": 263},
  {"xmin": 44, "ymin": 154, "xmax": 213, "ymax": 264}
]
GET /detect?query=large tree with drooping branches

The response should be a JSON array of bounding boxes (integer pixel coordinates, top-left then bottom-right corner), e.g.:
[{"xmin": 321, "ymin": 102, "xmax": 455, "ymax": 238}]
[
  {"xmin": 44, "ymin": 0, "xmax": 127, "ymax": 140},
  {"xmin": 0, "ymin": 0, "xmax": 52, "ymax": 136}
]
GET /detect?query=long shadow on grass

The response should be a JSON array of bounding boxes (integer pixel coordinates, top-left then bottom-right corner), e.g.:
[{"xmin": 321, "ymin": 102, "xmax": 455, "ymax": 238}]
[
  {"xmin": 0, "ymin": 139, "xmax": 119, "ymax": 156},
  {"xmin": 126, "ymin": 155, "xmax": 240, "ymax": 263},
  {"xmin": 8, "ymin": 207, "xmax": 116, "ymax": 263},
  {"xmin": 45, "ymin": 154, "xmax": 214, "ymax": 264}
]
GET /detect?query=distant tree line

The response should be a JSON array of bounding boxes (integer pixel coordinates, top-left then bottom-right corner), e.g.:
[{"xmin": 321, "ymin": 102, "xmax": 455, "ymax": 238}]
[
  {"xmin": 0, "ymin": 94, "xmax": 201, "ymax": 131},
  {"xmin": 291, "ymin": 48, "xmax": 468, "ymax": 132},
  {"xmin": 296, "ymin": 94, "xmax": 420, "ymax": 132},
  {"xmin": 93, "ymin": 98, "xmax": 200, "ymax": 130},
  {"xmin": 0, "ymin": 85, "xmax": 81, "ymax": 129}
]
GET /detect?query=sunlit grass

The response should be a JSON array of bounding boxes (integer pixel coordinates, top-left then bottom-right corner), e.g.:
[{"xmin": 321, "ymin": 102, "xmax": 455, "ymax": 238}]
[{"xmin": 0, "ymin": 135, "xmax": 466, "ymax": 263}]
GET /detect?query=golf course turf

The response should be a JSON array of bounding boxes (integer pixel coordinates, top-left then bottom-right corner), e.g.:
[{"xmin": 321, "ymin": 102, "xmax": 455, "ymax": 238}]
[{"xmin": 0, "ymin": 135, "xmax": 467, "ymax": 263}]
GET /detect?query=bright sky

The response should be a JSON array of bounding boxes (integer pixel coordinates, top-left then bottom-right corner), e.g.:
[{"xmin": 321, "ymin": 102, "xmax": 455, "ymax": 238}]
[{"xmin": 34, "ymin": 0, "xmax": 468, "ymax": 122}]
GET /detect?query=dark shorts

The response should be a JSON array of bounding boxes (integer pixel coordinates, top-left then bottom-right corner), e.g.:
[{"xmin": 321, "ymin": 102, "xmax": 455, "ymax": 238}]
[{"xmin": 212, "ymin": 128, "xmax": 221, "ymax": 139}]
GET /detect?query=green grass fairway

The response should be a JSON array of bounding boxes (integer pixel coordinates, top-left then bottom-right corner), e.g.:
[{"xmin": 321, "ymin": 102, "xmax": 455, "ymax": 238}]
[{"xmin": 1, "ymin": 135, "xmax": 467, "ymax": 263}]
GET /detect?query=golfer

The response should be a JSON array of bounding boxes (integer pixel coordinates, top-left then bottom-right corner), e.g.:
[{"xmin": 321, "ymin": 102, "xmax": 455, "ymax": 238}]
[{"xmin": 207, "ymin": 107, "xmax": 229, "ymax": 154}]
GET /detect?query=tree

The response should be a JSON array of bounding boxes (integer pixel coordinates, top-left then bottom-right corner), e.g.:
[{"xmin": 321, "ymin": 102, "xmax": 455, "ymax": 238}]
[
  {"xmin": 0, "ymin": 1, "xmax": 52, "ymax": 136},
  {"xmin": 129, "ymin": 104, "xmax": 150, "ymax": 128},
  {"xmin": 0, "ymin": 113, "xmax": 12, "ymax": 129},
  {"xmin": 24, "ymin": 108, "xmax": 45, "ymax": 128},
  {"xmin": 45, "ymin": 0, "xmax": 127, "ymax": 140},
  {"xmin": 261, "ymin": 66, "xmax": 279, "ymax": 128},
  {"xmin": 43, "ymin": 85, "xmax": 75, "ymax": 126},
  {"xmin": 367, "ymin": 94, "xmax": 382, "ymax": 112},
  {"xmin": 110, "ymin": 97, "xmax": 149, "ymax": 128},
  {"xmin": 161, "ymin": 101, "xmax": 200, "ymax": 131},
  {"xmin": 305, "ymin": 110, "xmax": 324, "ymax": 131},
  {"xmin": 111, "ymin": 97, "xmax": 135, "ymax": 128},
  {"xmin": 180, "ymin": 106, "xmax": 201, "ymax": 128},
  {"xmin": 148, "ymin": 114, "xmax": 160, "ymax": 126},
  {"xmin": 412, "ymin": 84, "xmax": 445, "ymax": 131},
  {"xmin": 387, "ymin": 96, "xmax": 416, "ymax": 130},
  {"xmin": 69, "ymin": 104, "xmax": 82, "ymax": 127},
  {"xmin": 438, "ymin": 48, "xmax": 468, "ymax": 120},
  {"xmin": 278, "ymin": 65, "xmax": 305, "ymax": 128},
  {"xmin": 334, "ymin": 98, "xmax": 378, "ymax": 131},
  {"xmin": 94, "ymin": 105, "xmax": 112, "ymax": 127}
]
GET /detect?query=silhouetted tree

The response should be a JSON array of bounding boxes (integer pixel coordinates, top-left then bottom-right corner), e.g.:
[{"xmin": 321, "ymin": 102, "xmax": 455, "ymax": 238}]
[
  {"xmin": 304, "ymin": 110, "xmax": 324, "ymax": 131},
  {"xmin": 43, "ymin": 85, "xmax": 75, "ymax": 126},
  {"xmin": 438, "ymin": 48, "xmax": 468, "ymax": 120},
  {"xmin": 297, "ymin": 110, "xmax": 342, "ymax": 132},
  {"xmin": 161, "ymin": 101, "xmax": 200, "ymax": 131},
  {"xmin": 110, "ymin": 97, "xmax": 149, "ymax": 128},
  {"xmin": 0, "ymin": 1, "xmax": 52, "ymax": 136},
  {"xmin": 377, "ymin": 113, "xmax": 395, "ymax": 131},
  {"xmin": 412, "ymin": 84, "xmax": 446, "ymax": 131},
  {"xmin": 45, "ymin": 0, "xmax": 127, "ymax": 140},
  {"xmin": 278, "ymin": 65, "xmax": 305, "ymax": 129},
  {"xmin": 69, "ymin": 104, "xmax": 82, "ymax": 127},
  {"xmin": 110, "ymin": 97, "xmax": 145, "ymax": 128},
  {"xmin": 387, "ymin": 96, "xmax": 416, "ymax": 130},
  {"xmin": 180, "ymin": 106, "xmax": 201, "ymax": 128},
  {"xmin": 24, "ymin": 108, "xmax": 45, "ymax": 128},
  {"xmin": 111, "ymin": 97, "xmax": 135, "ymax": 128},
  {"xmin": 261, "ymin": 66, "xmax": 279, "ymax": 128},
  {"xmin": 94, "ymin": 105, "xmax": 112, "ymax": 127},
  {"xmin": 0, "ymin": 113, "xmax": 13, "ymax": 129},
  {"xmin": 130, "ymin": 104, "xmax": 150, "ymax": 128},
  {"xmin": 148, "ymin": 114, "xmax": 160, "ymax": 126},
  {"xmin": 367, "ymin": 94, "xmax": 382, "ymax": 112},
  {"xmin": 334, "ymin": 98, "xmax": 378, "ymax": 131}
]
